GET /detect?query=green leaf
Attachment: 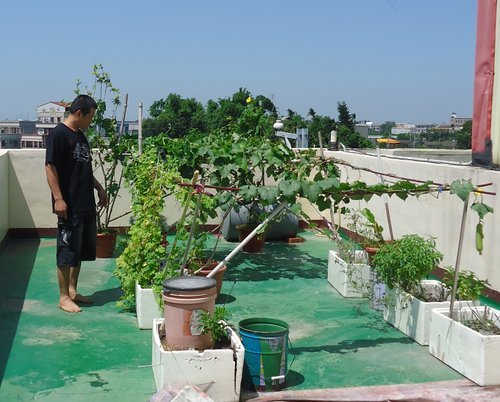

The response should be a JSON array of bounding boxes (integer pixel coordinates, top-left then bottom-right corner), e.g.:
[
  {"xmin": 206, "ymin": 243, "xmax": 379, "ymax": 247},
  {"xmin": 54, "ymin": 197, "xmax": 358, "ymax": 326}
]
[
  {"xmin": 258, "ymin": 186, "xmax": 280, "ymax": 204},
  {"xmin": 450, "ymin": 179, "xmax": 474, "ymax": 202},
  {"xmin": 471, "ymin": 202, "xmax": 494, "ymax": 219},
  {"xmin": 303, "ymin": 182, "xmax": 322, "ymax": 203},
  {"xmin": 316, "ymin": 196, "xmax": 332, "ymax": 211},
  {"xmin": 239, "ymin": 185, "xmax": 258, "ymax": 202},
  {"xmin": 279, "ymin": 179, "xmax": 301, "ymax": 197},
  {"xmin": 317, "ymin": 177, "xmax": 340, "ymax": 191}
]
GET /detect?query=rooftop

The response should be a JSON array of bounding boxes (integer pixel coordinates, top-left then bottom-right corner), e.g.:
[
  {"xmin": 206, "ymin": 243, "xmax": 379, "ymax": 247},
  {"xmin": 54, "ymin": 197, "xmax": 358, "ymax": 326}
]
[{"xmin": 1, "ymin": 232, "xmax": 500, "ymax": 401}]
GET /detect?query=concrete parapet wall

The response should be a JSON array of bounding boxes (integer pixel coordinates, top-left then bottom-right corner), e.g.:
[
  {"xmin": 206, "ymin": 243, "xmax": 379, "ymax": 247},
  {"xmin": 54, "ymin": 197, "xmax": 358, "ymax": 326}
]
[
  {"xmin": 0, "ymin": 151, "xmax": 8, "ymax": 242},
  {"xmin": 302, "ymin": 149, "xmax": 500, "ymax": 292},
  {"xmin": 4, "ymin": 149, "xmax": 500, "ymax": 292}
]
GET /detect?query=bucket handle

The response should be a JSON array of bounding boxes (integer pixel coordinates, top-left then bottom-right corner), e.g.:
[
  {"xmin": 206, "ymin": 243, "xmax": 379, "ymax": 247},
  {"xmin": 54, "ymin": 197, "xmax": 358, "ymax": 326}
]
[
  {"xmin": 271, "ymin": 336, "xmax": 296, "ymax": 383},
  {"xmin": 260, "ymin": 336, "xmax": 296, "ymax": 385}
]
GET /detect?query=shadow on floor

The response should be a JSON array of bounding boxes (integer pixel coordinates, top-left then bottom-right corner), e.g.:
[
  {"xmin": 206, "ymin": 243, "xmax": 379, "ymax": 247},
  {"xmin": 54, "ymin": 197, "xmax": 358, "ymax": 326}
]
[
  {"xmin": 290, "ymin": 336, "xmax": 414, "ymax": 356},
  {"xmin": 0, "ymin": 238, "xmax": 40, "ymax": 386},
  {"xmin": 220, "ymin": 241, "xmax": 327, "ymax": 282},
  {"xmin": 84, "ymin": 286, "xmax": 124, "ymax": 308}
]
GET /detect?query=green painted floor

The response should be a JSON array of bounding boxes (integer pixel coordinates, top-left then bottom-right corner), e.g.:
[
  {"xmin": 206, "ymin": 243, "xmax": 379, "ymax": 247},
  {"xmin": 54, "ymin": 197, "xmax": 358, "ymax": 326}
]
[{"xmin": 0, "ymin": 231, "xmax": 464, "ymax": 401}]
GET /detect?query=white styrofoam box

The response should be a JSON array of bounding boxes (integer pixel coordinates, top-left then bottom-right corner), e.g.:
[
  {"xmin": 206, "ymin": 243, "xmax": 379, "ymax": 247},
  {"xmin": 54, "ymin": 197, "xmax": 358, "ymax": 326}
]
[
  {"xmin": 328, "ymin": 250, "xmax": 371, "ymax": 298},
  {"xmin": 383, "ymin": 280, "xmax": 476, "ymax": 345},
  {"xmin": 428, "ymin": 306, "xmax": 500, "ymax": 386},
  {"xmin": 136, "ymin": 282, "xmax": 162, "ymax": 329},
  {"xmin": 152, "ymin": 318, "xmax": 245, "ymax": 402}
]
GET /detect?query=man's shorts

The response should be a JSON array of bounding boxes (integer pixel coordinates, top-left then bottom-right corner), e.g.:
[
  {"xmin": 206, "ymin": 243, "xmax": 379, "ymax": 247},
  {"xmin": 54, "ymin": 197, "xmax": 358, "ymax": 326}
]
[{"xmin": 57, "ymin": 211, "xmax": 96, "ymax": 267}]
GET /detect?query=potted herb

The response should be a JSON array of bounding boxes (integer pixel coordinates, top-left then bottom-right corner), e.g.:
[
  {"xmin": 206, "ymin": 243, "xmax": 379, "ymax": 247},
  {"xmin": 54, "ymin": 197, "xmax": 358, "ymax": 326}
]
[
  {"xmin": 152, "ymin": 307, "xmax": 245, "ymax": 402},
  {"xmin": 327, "ymin": 231, "xmax": 372, "ymax": 298},
  {"xmin": 371, "ymin": 234, "xmax": 466, "ymax": 345},
  {"xmin": 348, "ymin": 208, "xmax": 386, "ymax": 264}
]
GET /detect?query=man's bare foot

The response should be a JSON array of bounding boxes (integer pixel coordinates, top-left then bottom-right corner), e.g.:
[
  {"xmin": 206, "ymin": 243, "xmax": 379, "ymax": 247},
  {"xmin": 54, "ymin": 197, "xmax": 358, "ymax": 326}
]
[
  {"xmin": 71, "ymin": 293, "xmax": 93, "ymax": 304},
  {"xmin": 59, "ymin": 296, "xmax": 82, "ymax": 313}
]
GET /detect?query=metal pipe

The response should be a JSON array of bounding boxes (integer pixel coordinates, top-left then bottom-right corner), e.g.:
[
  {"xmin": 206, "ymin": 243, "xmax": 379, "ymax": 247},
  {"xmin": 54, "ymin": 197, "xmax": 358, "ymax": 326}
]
[{"xmin": 207, "ymin": 202, "xmax": 288, "ymax": 278}]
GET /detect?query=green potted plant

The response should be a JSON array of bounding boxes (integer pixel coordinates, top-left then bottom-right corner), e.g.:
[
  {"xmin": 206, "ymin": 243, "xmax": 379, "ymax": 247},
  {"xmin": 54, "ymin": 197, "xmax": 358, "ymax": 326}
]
[
  {"xmin": 371, "ymin": 234, "xmax": 461, "ymax": 345},
  {"xmin": 152, "ymin": 308, "xmax": 245, "ymax": 401},
  {"xmin": 346, "ymin": 208, "xmax": 386, "ymax": 264},
  {"xmin": 114, "ymin": 141, "xmax": 180, "ymax": 327},
  {"xmin": 76, "ymin": 64, "xmax": 132, "ymax": 257},
  {"xmin": 372, "ymin": 234, "xmax": 443, "ymax": 295}
]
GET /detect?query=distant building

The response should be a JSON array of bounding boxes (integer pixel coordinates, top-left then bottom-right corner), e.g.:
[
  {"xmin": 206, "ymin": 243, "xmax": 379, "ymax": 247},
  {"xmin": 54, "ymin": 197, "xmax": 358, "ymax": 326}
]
[
  {"xmin": 355, "ymin": 121, "xmax": 375, "ymax": 138},
  {"xmin": 116, "ymin": 120, "xmax": 140, "ymax": 136},
  {"xmin": 36, "ymin": 102, "xmax": 71, "ymax": 146},
  {"xmin": 450, "ymin": 112, "xmax": 471, "ymax": 129},
  {"xmin": 0, "ymin": 120, "xmax": 37, "ymax": 149},
  {"xmin": 391, "ymin": 123, "xmax": 416, "ymax": 136}
]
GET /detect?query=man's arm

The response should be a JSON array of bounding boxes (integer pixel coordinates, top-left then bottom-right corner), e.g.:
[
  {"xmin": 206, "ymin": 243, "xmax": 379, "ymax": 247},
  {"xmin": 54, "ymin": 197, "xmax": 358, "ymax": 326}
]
[
  {"xmin": 45, "ymin": 164, "xmax": 68, "ymax": 219},
  {"xmin": 93, "ymin": 177, "xmax": 109, "ymax": 208}
]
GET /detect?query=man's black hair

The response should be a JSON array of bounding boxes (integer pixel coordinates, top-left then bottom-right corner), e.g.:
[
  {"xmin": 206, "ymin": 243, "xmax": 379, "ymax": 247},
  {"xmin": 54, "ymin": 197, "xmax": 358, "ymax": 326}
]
[{"xmin": 69, "ymin": 94, "xmax": 97, "ymax": 116}]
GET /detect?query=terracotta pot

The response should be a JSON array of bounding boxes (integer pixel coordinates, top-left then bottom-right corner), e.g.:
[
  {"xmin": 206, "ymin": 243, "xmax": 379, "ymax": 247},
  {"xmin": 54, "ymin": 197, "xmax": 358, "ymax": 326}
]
[
  {"xmin": 364, "ymin": 246, "xmax": 380, "ymax": 266},
  {"xmin": 96, "ymin": 231, "xmax": 117, "ymax": 258},
  {"xmin": 192, "ymin": 259, "xmax": 227, "ymax": 296},
  {"xmin": 236, "ymin": 224, "xmax": 265, "ymax": 253}
]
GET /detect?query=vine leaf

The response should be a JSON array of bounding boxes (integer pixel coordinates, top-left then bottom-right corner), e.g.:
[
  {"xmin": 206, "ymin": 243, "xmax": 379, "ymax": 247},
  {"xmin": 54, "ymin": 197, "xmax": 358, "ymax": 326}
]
[
  {"xmin": 450, "ymin": 179, "xmax": 474, "ymax": 202},
  {"xmin": 471, "ymin": 202, "xmax": 494, "ymax": 220}
]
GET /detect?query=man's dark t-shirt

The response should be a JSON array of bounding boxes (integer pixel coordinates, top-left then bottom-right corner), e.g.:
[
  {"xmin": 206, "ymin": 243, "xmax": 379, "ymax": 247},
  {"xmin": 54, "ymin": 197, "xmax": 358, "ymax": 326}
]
[{"xmin": 45, "ymin": 123, "xmax": 95, "ymax": 214}]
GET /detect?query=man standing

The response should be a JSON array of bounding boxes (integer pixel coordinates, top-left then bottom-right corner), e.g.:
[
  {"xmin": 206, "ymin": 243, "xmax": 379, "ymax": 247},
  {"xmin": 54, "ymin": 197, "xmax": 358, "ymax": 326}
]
[{"xmin": 45, "ymin": 94, "xmax": 108, "ymax": 313}]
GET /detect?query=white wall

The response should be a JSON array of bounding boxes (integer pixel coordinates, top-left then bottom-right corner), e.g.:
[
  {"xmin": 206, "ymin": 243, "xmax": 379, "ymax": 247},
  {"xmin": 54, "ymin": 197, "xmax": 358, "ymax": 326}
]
[
  {"xmin": 0, "ymin": 151, "xmax": 9, "ymax": 242},
  {"xmin": 7, "ymin": 150, "xmax": 134, "ymax": 229},
  {"xmin": 4, "ymin": 149, "xmax": 500, "ymax": 292},
  {"xmin": 301, "ymin": 150, "xmax": 500, "ymax": 292}
]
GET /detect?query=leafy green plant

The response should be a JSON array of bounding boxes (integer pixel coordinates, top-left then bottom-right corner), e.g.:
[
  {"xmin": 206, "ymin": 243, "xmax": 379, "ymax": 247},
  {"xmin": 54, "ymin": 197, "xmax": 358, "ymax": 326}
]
[
  {"xmin": 115, "ymin": 144, "xmax": 180, "ymax": 310},
  {"xmin": 344, "ymin": 208, "xmax": 385, "ymax": 249},
  {"xmin": 200, "ymin": 306, "xmax": 231, "ymax": 347},
  {"xmin": 372, "ymin": 234, "xmax": 443, "ymax": 294},
  {"xmin": 442, "ymin": 267, "xmax": 489, "ymax": 301},
  {"xmin": 76, "ymin": 64, "xmax": 132, "ymax": 233},
  {"xmin": 463, "ymin": 306, "xmax": 500, "ymax": 335}
]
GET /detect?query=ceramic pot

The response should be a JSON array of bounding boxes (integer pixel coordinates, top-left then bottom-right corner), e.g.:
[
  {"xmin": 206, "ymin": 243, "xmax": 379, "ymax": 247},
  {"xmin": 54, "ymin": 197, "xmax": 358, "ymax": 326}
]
[{"xmin": 96, "ymin": 231, "xmax": 117, "ymax": 258}]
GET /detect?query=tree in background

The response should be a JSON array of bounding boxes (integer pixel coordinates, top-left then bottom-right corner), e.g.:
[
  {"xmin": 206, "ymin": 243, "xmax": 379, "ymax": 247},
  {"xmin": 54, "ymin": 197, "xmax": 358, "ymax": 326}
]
[
  {"xmin": 337, "ymin": 101, "xmax": 356, "ymax": 131},
  {"xmin": 143, "ymin": 93, "xmax": 206, "ymax": 137},
  {"xmin": 281, "ymin": 108, "xmax": 307, "ymax": 134},
  {"xmin": 334, "ymin": 101, "xmax": 373, "ymax": 148},
  {"xmin": 456, "ymin": 120, "xmax": 472, "ymax": 149},
  {"xmin": 379, "ymin": 121, "xmax": 396, "ymax": 137},
  {"xmin": 205, "ymin": 88, "xmax": 276, "ymax": 132},
  {"xmin": 143, "ymin": 90, "xmax": 371, "ymax": 148},
  {"xmin": 307, "ymin": 114, "xmax": 336, "ymax": 148}
]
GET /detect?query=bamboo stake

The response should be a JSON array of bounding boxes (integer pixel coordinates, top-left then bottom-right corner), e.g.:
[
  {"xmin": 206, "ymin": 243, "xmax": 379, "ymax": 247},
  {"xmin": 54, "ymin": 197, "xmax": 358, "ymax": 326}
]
[
  {"xmin": 376, "ymin": 147, "xmax": 394, "ymax": 241},
  {"xmin": 449, "ymin": 194, "xmax": 470, "ymax": 320},
  {"xmin": 138, "ymin": 102, "xmax": 143, "ymax": 155},
  {"xmin": 119, "ymin": 93, "xmax": 128, "ymax": 138},
  {"xmin": 318, "ymin": 132, "xmax": 337, "ymax": 236}
]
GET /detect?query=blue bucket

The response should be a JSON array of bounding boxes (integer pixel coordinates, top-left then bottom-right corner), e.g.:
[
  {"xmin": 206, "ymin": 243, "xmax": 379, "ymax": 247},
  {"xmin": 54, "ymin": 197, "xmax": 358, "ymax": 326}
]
[{"xmin": 239, "ymin": 317, "xmax": 289, "ymax": 391}]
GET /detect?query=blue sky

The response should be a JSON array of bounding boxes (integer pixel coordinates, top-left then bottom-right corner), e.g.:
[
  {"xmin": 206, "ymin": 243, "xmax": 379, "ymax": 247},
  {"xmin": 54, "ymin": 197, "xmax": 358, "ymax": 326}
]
[{"xmin": 1, "ymin": 0, "xmax": 476, "ymax": 124}]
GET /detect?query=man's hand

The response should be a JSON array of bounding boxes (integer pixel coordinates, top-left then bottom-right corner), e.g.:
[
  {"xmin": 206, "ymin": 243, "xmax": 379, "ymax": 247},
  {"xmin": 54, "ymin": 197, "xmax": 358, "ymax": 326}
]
[
  {"xmin": 97, "ymin": 188, "xmax": 109, "ymax": 208},
  {"xmin": 54, "ymin": 198, "xmax": 68, "ymax": 220}
]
